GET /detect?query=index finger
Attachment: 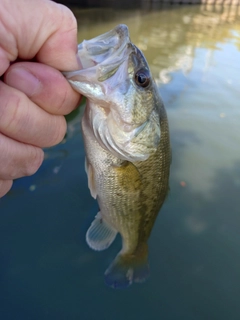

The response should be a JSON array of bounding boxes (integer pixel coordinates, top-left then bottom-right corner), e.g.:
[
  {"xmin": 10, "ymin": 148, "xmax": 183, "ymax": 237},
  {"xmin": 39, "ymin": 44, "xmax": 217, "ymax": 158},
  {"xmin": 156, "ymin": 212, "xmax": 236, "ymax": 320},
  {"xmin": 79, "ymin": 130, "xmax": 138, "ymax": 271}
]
[
  {"xmin": 2, "ymin": 0, "xmax": 80, "ymax": 71},
  {"xmin": 36, "ymin": 2, "xmax": 80, "ymax": 71}
]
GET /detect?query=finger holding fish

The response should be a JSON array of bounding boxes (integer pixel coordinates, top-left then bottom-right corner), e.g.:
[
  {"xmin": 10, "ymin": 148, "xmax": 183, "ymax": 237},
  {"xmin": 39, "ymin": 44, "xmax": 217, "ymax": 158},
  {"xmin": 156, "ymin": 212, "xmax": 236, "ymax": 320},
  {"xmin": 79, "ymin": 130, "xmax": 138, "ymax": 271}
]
[{"xmin": 5, "ymin": 62, "xmax": 80, "ymax": 116}]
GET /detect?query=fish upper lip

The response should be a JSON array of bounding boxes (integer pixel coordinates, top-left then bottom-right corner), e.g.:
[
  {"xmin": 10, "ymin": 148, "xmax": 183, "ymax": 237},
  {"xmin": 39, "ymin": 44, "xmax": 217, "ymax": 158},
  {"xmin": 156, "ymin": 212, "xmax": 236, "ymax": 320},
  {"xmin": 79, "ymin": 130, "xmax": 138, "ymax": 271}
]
[
  {"xmin": 77, "ymin": 24, "xmax": 131, "ymax": 69},
  {"xmin": 64, "ymin": 24, "xmax": 134, "ymax": 85}
]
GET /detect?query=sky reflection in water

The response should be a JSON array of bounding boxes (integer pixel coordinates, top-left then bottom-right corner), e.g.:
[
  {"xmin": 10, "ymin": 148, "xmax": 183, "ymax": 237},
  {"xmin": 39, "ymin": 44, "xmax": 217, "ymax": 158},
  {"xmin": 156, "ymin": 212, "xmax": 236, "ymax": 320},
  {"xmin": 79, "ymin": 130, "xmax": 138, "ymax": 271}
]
[{"xmin": 1, "ymin": 4, "xmax": 240, "ymax": 320}]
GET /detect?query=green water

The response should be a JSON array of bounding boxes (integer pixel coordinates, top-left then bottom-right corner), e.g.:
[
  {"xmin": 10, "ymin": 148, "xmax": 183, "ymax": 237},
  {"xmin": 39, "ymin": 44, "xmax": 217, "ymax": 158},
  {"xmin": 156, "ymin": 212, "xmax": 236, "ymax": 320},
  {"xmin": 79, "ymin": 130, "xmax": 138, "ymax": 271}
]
[{"xmin": 1, "ymin": 4, "xmax": 240, "ymax": 320}]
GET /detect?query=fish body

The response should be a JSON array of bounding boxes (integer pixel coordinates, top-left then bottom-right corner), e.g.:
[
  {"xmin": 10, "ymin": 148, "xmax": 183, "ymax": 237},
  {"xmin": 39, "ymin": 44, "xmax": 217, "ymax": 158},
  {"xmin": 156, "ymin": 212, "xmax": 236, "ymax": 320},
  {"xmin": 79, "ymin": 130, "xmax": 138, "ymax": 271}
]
[{"xmin": 65, "ymin": 25, "xmax": 171, "ymax": 288}]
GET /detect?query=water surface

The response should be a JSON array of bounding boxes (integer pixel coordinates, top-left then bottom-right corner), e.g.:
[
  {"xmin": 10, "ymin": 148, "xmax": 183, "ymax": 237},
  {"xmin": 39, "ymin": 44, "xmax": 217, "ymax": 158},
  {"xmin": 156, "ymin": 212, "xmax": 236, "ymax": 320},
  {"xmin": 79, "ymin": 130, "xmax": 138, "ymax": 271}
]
[{"xmin": 1, "ymin": 5, "xmax": 240, "ymax": 320}]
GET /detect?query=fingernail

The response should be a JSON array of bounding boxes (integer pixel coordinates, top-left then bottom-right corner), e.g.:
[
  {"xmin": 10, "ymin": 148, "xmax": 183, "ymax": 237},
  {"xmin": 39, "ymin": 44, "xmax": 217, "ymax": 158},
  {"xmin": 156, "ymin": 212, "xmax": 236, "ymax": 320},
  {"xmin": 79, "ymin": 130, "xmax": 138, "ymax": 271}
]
[{"xmin": 5, "ymin": 67, "xmax": 42, "ymax": 97}]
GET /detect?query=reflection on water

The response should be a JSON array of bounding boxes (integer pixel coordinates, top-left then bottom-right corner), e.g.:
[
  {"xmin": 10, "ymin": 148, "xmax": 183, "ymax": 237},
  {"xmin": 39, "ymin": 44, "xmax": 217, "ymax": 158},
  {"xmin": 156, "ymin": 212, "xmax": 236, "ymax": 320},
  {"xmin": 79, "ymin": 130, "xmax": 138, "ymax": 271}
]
[{"xmin": 1, "ymin": 4, "xmax": 240, "ymax": 320}]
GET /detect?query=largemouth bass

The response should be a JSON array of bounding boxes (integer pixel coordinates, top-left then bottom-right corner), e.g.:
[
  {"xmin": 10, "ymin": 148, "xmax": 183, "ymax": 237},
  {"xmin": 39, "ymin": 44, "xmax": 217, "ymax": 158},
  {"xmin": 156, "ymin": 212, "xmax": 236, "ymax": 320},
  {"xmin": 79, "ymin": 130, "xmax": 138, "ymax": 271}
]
[{"xmin": 64, "ymin": 25, "xmax": 171, "ymax": 289}]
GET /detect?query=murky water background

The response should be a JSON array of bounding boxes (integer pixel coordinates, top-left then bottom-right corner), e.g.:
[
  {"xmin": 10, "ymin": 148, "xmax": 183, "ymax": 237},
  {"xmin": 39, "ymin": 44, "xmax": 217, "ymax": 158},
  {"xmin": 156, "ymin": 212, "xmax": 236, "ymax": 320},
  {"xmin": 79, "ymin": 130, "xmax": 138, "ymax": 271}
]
[{"xmin": 1, "ymin": 4, "xmax": 240, "ymax": 320}]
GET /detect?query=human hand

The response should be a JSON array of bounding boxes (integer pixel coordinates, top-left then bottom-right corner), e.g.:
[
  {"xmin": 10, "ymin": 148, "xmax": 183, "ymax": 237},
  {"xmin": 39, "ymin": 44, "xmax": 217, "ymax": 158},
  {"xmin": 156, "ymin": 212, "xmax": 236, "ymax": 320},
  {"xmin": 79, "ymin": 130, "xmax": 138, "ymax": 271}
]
[{"xmin": 0, "ymin": 0, "xmax": 81, "ymax": 198}]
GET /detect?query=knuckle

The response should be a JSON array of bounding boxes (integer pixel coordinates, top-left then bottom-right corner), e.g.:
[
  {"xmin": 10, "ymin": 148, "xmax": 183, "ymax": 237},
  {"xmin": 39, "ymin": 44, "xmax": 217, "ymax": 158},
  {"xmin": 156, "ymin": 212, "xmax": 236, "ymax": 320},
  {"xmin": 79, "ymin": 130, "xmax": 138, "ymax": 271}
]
[
  {"xmin": 0, "ymin": 180, "xmax": 13, "ymax": 198},
  {"xmin": 0, "ymin": 133, "xmax": 43, "ymax": 180},
  {"xmin": 46, "ymin": 116, "xmax": 67, "ymax": 147},
  {"xmin": 60, "ymin": 5, "xmax": 77, "ymax": 30},
  {"xmin": 54, "ymin": 79, "xmax": 80, "ymax": 115},
  {"xmin": 54, "ymin": 3, "xmax": 77, "ymax": 37},
  {"xmin": 55, "ymin": 85, "xmax": 69, "ymax": 114},
  {"xmin": 0, "ymin": 88, "xmax": 27, "ymax": 134},
  {"xmin": 23, "ymin": 147, "xmax": 44, "ymax": 176}
]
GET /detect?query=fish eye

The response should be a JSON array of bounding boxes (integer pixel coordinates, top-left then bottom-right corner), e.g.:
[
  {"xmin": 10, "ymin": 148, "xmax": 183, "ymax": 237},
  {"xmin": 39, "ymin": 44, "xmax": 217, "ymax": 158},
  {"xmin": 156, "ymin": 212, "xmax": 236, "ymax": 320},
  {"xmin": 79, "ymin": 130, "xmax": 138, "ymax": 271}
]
[{"xmin": 134, "ymin": 69, "xmax": 150, "ymax": 88}]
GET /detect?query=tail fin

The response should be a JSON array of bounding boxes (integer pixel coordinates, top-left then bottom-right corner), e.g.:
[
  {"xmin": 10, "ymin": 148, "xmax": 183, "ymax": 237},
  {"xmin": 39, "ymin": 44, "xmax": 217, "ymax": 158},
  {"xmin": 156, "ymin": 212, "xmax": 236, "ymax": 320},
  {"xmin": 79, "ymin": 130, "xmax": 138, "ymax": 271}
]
[{"xmin": 104, "ymin": 244, "xmax": 149, "ymax": 289}]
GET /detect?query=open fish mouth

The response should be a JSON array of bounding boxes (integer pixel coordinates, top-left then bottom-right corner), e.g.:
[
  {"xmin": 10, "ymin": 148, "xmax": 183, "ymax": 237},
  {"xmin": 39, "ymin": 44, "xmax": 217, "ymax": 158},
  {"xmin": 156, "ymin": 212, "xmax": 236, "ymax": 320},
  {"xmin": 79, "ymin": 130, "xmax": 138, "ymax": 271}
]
[
  {"xmin": 63, "ymin": 24, "xmax": 137, "ymax": 115},
  {"xmin": 77, "ymin": 24, "xmax": 130, "ymax": 69},
  {"xmin": 64, "ymin": 24, "xmax": 134, "ymax": 84}
]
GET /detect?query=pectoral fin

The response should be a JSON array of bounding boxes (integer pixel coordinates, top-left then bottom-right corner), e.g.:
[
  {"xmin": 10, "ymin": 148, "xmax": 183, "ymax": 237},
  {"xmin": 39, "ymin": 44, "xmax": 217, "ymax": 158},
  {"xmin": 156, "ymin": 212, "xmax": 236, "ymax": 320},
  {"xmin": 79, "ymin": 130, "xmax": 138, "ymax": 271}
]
[
  {"xmin": 86, "ymin": 212, "xmax": 118, "ymax": 251},
  {"xmin": 85, "ymin": 157, "xmax": 97, "ymax": 199}
]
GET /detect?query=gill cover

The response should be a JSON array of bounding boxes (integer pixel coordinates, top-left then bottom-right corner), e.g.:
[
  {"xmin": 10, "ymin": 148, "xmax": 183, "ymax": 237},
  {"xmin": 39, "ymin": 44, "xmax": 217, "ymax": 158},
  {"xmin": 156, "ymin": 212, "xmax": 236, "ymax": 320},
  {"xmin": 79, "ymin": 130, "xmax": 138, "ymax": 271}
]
[{"xmin": 64, "ymin": 24, "xmax": 161, "ymax": 162}]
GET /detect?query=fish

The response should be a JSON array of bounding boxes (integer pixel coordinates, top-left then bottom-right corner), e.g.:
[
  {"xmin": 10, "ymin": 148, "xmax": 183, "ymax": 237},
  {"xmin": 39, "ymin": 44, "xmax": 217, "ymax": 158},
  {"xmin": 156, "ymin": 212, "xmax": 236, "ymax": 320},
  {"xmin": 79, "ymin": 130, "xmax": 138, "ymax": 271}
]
[{"xmin": 64, "ymin": 24, "xmax": 171, "ymax": 289}]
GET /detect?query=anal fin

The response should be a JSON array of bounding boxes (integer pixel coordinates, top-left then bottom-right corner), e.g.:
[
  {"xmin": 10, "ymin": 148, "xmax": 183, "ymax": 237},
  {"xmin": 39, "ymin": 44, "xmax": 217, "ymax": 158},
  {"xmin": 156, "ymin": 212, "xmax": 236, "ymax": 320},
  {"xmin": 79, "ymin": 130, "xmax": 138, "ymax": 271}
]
[{"xmin": 86, "ymin": 212, "xmax": 117, "ymax": 251}]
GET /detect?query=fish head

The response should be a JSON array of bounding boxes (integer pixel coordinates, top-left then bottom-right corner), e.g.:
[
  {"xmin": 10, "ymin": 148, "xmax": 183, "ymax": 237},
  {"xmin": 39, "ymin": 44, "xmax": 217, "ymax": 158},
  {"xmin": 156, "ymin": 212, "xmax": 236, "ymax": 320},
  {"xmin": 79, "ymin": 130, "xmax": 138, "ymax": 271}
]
[{"xmin": 64, "ymin": 24, "xmax": 162, "ymax": 162}]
